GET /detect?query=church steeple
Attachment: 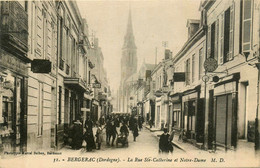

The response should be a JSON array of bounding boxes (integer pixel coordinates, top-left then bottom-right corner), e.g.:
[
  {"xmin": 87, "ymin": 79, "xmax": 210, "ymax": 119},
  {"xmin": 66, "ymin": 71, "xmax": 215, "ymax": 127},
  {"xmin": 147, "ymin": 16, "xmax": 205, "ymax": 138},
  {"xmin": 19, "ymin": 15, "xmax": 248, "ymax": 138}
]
[
  {"xmin": 121, "ymin": 7, "xmax": 137, "ymax": 84},
  {"xmin": 123, "ymin": 8, "xmax": 136, "ymax": 49}
]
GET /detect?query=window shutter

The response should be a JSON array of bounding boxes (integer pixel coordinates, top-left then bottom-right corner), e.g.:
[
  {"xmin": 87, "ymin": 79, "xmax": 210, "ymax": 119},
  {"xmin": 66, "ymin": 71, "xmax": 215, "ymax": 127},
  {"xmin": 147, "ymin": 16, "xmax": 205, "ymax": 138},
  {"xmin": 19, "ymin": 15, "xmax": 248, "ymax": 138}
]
[
  {"xmin": 242, "ymin": 0, "xmax": 252, "ymax": 53},
  {"xmin": 229, "ymin": 1, "xmax": 235, "ymax": 60},
  {"xmin": 215, "ymin": 19, "xmax": 219, "ymax": 63},
  {"xmin": 219, "ymin": 13, "xmax": 224, "ymax": 64},
  {"xmin": 207, "ymin": 25, "xmax": 211, "ymax": 59}
]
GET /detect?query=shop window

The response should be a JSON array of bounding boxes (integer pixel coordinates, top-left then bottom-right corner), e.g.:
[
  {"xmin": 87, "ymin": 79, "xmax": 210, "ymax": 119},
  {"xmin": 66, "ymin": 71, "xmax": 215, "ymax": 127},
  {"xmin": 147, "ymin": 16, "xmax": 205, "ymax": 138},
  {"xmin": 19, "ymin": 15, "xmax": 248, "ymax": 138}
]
[{"xmin": 0, "ymin": 73, "xmax": 15, "ymax": 137}]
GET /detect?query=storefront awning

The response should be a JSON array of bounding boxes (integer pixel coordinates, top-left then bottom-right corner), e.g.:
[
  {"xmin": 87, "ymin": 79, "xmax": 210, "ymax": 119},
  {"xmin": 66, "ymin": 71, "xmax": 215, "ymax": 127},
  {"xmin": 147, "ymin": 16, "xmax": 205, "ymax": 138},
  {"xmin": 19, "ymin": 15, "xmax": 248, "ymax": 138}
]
[
  {"xmin": 64, "ymin": 77, "xmax": 87, "ymax": 92},
  {"xmin": 182, "ymin": 85, "xmax": 201, "ymax": 96}
]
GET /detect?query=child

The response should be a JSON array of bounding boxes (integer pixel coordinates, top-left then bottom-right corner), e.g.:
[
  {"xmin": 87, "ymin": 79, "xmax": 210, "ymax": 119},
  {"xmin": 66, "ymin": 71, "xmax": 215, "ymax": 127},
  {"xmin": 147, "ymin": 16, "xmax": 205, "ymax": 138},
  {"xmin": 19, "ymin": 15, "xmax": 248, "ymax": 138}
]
[{"xmin": 96, "ymin": 123, "xmax": 104, "ymax": 150}]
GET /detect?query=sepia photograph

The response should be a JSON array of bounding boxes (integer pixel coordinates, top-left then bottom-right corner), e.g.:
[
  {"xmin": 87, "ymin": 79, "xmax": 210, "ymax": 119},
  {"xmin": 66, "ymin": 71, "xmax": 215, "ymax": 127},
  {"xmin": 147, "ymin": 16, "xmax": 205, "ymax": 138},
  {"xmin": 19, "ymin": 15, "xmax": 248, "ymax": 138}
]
[{"xmin": 0, "ymin": 0, "xmax": 260, "ymax": 167}]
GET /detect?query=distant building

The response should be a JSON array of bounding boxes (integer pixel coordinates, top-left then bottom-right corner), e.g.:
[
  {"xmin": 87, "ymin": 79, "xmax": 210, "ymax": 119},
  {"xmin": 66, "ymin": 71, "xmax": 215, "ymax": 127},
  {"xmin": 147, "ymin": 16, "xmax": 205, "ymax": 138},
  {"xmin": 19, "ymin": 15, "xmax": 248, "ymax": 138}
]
[{"xmin": 119, "ymin": 9, "xmax": 137, "ymax": 113}]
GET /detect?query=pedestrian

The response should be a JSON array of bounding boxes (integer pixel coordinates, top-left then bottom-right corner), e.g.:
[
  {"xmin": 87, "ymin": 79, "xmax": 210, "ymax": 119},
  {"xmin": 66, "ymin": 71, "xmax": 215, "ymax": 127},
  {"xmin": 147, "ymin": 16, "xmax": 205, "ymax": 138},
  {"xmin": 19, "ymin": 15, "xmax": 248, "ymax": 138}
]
[
  {"xmin": 120, "ymin": 122, "xmax": 129, "ymax": 136},
  {"xmin": 84, "ymin": 127, "xmax": 96, "ymax": 152},
  {"xmin": 132, "ymin": 122, "xmax": 139, "ymax": 141},
  {"xmin": 95, "ymin": 122, "xmax": 104, "ymax": 150},
  {"xmin": 138, "ymin": 116, "xmax": 143, "ymax": 131},
  {"xmin": 105, "ymin": 118, "xmax": 112, "ymax": 145},
  {"xmin": 70, "ymin": 119, "xmax": 83, "ymax": 150},
  {"xmin": 84, "ymin": 116, "xmax": 96, "ymax": 151},
  {"xmin": 85, "ymin": 115, "xmax": 93, "ymax": 131},
  {"xmin": 110, "ymin": 120, "xmax": 118, "ymax": 146},
  {"xmin": 159, "ymin": 128, "xmax": 171, "ymax": 153}
]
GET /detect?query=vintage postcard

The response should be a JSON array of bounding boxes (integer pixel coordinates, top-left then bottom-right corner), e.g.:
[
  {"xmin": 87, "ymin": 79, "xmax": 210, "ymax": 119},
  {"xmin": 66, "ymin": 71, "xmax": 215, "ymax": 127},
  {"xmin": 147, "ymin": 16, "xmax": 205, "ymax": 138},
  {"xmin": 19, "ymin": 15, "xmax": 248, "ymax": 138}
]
[{"xmin": 0, "ymin": 0, "xmax": 260, "ymax": 167}]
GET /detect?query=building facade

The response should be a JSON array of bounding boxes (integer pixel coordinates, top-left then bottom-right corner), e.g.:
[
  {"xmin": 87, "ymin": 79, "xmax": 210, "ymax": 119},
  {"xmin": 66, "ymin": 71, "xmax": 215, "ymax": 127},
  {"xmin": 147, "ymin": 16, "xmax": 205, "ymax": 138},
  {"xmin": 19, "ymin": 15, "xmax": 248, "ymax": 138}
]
[{"xmin": 0, "ymin": 1, "xmax": 30, "ymax": 153}]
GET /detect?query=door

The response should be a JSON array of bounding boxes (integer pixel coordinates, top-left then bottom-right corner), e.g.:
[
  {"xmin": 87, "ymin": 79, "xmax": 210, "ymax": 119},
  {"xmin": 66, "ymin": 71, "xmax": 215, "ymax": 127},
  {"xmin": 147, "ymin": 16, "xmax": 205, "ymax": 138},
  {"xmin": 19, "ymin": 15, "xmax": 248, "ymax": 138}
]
[{"xmin": 215, "ymin": 94, "xmax": 233, "ymax": 148}]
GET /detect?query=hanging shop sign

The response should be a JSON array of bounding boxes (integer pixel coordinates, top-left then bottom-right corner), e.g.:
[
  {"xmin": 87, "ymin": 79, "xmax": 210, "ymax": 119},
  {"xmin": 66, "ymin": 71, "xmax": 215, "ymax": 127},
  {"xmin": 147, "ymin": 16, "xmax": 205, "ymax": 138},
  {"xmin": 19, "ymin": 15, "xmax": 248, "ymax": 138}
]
[
  {"xmin": 92, "ymin": 83, "xmax": 101, "ymax": 88},
  {"xmin": 31, "ymin": 59, "xmax": 52, "ymax": 73},
  {"xmin": 173, "ymin": 72, "xmax": 185, "ymax": 82}
]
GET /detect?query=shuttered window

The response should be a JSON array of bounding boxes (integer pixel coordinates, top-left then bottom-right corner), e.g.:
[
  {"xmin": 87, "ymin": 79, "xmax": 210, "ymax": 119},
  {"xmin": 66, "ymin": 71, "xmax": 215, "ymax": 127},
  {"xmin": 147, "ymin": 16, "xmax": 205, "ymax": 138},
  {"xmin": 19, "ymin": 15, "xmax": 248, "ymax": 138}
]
[
  {"xmin": 220, "ymin": 13, "xmax": 224, "ymax": 64},
  {"xmin": 242, "ymin": 0, "xmax": 253, "ymax": 53},
  {"xmin": 219, "ymin": 3, "xmax": 235, "ymax": 64},
  {"xmin": 207, "ymin": 25, "xmax": 211, "ymax": 58},
  {"xmin": 185, "ymin": 58, "xmax": 191, "ymax": 85},
  {"xmin": 224, "ymin": 8, "xmax": 230, "ymax": 63},
  {"xmin": 192, "ymin": 54, "xmax": 195, "ymax": 83},
  {"xmin": 199, "ymin": 47, "xmax": 204, "ymax": 79},
  {"xmin": 215, "ymin": 19, "xmax": 219, "ymax": 62},
  {"xmin": 229, "ymin": 2, "xmax": 235, "ymax": 60},
  {"xmin": 210, "ymin": 22, "xmax": 215, "ymax": 59}
]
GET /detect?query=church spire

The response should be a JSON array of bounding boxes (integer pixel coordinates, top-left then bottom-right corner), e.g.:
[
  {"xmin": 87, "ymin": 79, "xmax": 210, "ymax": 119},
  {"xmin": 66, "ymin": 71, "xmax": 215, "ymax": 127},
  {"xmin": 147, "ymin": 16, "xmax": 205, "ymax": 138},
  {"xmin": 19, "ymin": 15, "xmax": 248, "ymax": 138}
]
[
  {"xmin": 126, "ymin": 8, "xmax": 133, "ymax": 35},
  {"xmin": 123, "ymin": 7, "xmax": 136, "ymax": 49}
]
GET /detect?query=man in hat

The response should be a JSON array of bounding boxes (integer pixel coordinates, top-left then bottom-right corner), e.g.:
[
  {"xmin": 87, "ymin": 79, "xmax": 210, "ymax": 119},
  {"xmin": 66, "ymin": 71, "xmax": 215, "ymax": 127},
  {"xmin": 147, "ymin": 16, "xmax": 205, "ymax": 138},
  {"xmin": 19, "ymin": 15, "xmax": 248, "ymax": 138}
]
[{"xmin": 159, "ymin": 128, "xmax": 171, "ymax": 153}]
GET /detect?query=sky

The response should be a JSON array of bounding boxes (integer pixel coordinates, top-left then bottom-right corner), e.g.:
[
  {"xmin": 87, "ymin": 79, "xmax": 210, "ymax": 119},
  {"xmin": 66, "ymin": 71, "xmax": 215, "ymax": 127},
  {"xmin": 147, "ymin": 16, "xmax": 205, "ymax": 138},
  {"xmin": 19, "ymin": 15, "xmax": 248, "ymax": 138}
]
[{"xmin": 77, "ymin": 0, "xmax": 201, "ymax": 91}]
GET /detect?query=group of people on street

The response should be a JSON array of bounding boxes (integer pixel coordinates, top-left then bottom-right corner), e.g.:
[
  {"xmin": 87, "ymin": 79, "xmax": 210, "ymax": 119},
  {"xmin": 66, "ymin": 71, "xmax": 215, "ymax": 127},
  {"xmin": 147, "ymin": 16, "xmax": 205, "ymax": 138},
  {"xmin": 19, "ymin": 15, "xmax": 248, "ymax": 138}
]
[{"xmin": 66, "ymin": 114, "xmax": 144, "ymax": 151}]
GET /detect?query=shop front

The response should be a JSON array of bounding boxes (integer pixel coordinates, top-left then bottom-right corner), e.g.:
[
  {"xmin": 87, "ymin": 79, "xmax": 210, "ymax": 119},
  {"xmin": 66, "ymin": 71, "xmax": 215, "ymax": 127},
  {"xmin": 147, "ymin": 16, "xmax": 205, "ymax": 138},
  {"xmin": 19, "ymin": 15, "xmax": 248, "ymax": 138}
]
[
  {"xmin": 0, "ymin": 50, "xmax": 29, "ymax": 153},
  {"xmin": 182, "ymin": 85, "xmax": 204, "ymax": 143},
  {"xmin": 0, "ymin": 1, "xmax": 29, "ymax": 153},
  {"xmin": 213, "ymin": 73, "xmax": 239, "ymax": 150},
  {"xmin": 169, "ymin": 93, "xmax": 182, "ymax": 131}
]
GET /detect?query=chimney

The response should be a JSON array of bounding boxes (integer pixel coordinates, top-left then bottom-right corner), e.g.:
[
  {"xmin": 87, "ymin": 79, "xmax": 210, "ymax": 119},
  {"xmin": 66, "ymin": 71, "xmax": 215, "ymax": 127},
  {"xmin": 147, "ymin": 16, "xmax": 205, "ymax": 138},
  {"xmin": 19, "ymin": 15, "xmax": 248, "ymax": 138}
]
[
  {"xmin": 164, "ymin": 49, "xmax": 172, "ymax": 60},
  {"xmin": 187, "ymin": 19, "xmax": 200, "ymax": 39}
]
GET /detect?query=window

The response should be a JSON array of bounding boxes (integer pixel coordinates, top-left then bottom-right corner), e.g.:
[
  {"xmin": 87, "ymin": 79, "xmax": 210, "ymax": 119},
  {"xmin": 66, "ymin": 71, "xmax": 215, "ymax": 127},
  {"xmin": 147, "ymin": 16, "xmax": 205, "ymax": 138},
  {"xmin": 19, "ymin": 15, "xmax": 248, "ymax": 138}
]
[
  {"xmin": 58, "ymin": 86, "xmax": 62, "ymax": 124},
  {"xmin": 210, "ymin": 22, "xmax": 216, "ymax": 58},
  {"xmin": 192, "ymin": 54, "xmax": 195, "ymax": 83},
  {"xmin": 242, "ymin": 0, "xmax": 253, "ymax": 53},
  {"xmin": 224, "ymin": 8, "xmax": 230, "ymax": 63},
  {"xmin": 38, "ymin": 83, "xmax": 43, "ymax": 136},
  {"xmin": 185, "ymin": 58, "xmax": 191, "ymax": 85},
  {"xmin": 209, "ymin": 20, "xmax": 219, "ymax": 62},
  {"xmin": 173, "ymin": 110, "xmax": 180, "ymax": 128},
  {"xmin": 199, "ymin": 48, "xmax": 204, "ymax": 79},
  {"xmin": 220, "ymin": 3, "xmax": 235, "ymax": 64}
]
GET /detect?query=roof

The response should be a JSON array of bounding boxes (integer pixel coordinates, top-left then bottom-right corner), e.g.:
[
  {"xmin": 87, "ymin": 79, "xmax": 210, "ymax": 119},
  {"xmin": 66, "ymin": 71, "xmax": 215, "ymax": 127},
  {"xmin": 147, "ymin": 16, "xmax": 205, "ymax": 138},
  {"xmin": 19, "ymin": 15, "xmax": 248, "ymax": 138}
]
[
  {"xmin": 145, "ymin": 63, "xmax": 156, "ymax": 71},
  {"xmin": 125, "ymin": 72, "xmax": 138, "ymax": 83}
]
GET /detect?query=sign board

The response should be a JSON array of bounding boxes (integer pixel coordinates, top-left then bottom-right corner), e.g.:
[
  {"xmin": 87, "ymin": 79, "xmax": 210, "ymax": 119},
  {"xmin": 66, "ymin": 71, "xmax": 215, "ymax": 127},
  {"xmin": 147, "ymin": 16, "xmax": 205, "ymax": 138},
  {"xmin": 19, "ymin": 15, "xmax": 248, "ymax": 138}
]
[
  {"xmin": 31, "ymin": 59, "xmax": 52, "ymax": 73},
  {"xmin": 173, "ymin": 72, "xmax": 185, "ymax": 82},
  {"xmin": 92, "ymin": 83, "xmax": 101, "ymax": 88},
  {"xmin": 81, "ymin": 108, "xmax": 90, "ymax": 112}
]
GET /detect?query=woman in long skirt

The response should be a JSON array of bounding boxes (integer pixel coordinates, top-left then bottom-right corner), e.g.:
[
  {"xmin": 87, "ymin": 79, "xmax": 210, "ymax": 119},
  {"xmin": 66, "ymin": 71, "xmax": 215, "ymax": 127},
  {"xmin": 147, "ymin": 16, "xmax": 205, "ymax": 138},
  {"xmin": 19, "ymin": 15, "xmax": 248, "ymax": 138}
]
[
  {"xmin": 84, "ymin": 128, "xmax": 96, "ymax": 151},
  {"xmin": 132, "ymin": 123, "xmax": 139, "ymax": 141}
]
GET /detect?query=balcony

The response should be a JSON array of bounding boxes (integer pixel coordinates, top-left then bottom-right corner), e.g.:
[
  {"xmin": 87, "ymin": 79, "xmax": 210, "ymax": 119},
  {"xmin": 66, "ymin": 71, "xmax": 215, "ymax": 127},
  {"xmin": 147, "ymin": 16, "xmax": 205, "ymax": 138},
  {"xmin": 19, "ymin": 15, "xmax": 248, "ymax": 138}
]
[
  {"xmin": 0, "ymin": 1, "xmax": 29, "ymax": 62},
  {"xmin": 64, "ymin": 77, "xmax": 87, "ymax": 92}
]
